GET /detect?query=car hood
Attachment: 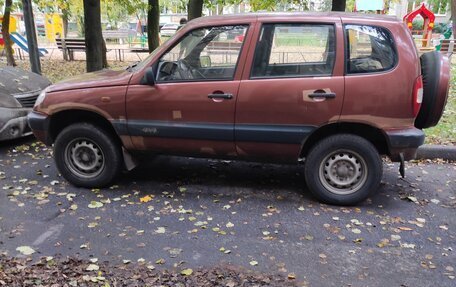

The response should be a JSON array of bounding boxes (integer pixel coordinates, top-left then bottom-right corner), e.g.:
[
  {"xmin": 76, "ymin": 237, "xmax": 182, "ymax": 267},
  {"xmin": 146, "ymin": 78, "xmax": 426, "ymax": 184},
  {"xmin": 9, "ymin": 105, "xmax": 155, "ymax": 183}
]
[
  {"xmin": 46, "ymin": 69, "xmax": 133, "ymax": 93},
  {"xmin": 0, "ymin": 66, "xmax": 51, "ymax": 99}
]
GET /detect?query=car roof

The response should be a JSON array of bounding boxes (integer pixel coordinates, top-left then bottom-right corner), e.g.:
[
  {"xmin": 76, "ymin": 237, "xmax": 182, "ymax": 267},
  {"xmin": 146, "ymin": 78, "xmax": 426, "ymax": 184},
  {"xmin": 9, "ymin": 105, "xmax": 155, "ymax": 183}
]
[{"xmin": 188, "ymin": 12, "xmax": 400, "ymax": 24}]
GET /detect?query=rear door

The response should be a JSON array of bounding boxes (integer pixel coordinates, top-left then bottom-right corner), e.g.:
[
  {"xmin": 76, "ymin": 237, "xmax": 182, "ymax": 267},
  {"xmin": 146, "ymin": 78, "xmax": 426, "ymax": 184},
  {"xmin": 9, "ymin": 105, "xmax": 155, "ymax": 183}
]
[{"xmin": 235, "ymin": 17, "xmax": 345, "ymax": 161}]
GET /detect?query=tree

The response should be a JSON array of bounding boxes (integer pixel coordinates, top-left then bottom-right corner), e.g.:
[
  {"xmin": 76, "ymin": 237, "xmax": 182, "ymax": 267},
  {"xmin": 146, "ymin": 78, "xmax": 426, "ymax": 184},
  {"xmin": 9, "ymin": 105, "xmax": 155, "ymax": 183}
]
[
  {"xmin": 331, "ymin": 0, "xmax": 346, "ymax": 11},
  {"xmin": 452, "ymin": 0, "xmax": 456, "ymax": 37},
  {"xmin": 83, "ymin": 0, "xmax": 106, "ymax": 72},
  {"xmin": 249, "ymin": 0, "xmax": 277, "ymax": 11},
  {"xmin": 188, "ymin": 0, "xmax": 203, "ymax": 20},
  {"xmin": 147, "ymin": 0, "xmax": 160, "ymax": 52},
  {"xmin": 1, "ymin": 0, "xmax": 16, "ymax": 66},
  {"xmin": 34, "ymin": 0, "xmax": 72, "ymax": 37}
]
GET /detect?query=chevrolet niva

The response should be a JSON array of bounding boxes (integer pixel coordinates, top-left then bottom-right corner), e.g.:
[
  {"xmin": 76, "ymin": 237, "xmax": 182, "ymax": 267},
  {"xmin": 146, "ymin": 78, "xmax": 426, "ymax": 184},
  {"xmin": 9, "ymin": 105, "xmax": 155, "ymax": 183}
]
[{"xmin": 28, "ymin": 13, "xmax": 450, "ymax": 205}]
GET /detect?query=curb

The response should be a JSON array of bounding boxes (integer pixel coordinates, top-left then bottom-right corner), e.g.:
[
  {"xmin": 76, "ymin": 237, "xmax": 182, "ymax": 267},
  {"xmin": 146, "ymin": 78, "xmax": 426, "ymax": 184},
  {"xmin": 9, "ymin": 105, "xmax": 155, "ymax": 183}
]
[{"xmin": 416, "ymin": 145, "xmax": 456, "ymax": 161}]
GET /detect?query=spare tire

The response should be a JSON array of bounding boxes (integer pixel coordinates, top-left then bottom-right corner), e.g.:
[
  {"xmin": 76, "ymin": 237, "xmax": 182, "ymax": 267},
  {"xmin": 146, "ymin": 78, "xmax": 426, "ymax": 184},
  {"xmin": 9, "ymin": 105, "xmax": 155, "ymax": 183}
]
[{"xmin": 415, "ymin": 51, "xmax": 451, "ymax": 129}]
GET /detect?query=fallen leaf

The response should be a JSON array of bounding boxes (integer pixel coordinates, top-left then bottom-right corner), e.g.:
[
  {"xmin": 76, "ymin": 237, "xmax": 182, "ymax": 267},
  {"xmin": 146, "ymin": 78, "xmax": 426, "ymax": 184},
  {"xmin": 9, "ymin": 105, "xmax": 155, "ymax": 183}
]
[
  {"xmin": 351, "ymin": 228, "xmax": 361, "ymax": 234},
  {"xmin": 88, "ymin": 201, "xmax": 103, "ymax": 209},
  {"xmin": 288, "ymin": 273, "xmax": 296, "ymax": 280},
  {"xmin": 181, "ymin": 268, "xmax": 193, "ymax": 276},
  {"xmin": 249, "ymin": 260, "xmax": 258, "ymax": 266},
  {"xmin": 86, "ymin": 264, "xmax": 99, "ymax": 271},
  {"xmin": 140, "ymin": 195, "xmax": 153, "ymax": 203},
  {"xmin": 391, "ymin": 235, "xmax": 401, "ymax": 241},
  {"xmin": 16, "ymin": 246, "xmax": 35, "ymax": 255},
  {"xmin": 155, "ymin": 227, "xmax": 166, "ymax": 234}
]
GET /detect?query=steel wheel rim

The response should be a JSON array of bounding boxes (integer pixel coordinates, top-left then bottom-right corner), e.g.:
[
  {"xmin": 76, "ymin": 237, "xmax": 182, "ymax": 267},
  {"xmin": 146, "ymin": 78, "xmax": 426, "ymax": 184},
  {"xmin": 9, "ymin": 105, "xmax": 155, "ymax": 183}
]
[
  {"xmin": 318, "ymin": 149, "xmax": 368, "ymax": 195},
  {"xmin": 64, "ymin": 138, "xmax": 105, "ymax": 179}
]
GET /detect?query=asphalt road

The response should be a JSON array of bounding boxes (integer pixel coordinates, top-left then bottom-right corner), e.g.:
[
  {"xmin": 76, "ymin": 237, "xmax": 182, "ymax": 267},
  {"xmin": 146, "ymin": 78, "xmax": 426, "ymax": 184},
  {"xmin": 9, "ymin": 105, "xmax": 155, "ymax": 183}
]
[{"xmin": 0, "ymin": 137, "xmax": 455, "ymax": 286}]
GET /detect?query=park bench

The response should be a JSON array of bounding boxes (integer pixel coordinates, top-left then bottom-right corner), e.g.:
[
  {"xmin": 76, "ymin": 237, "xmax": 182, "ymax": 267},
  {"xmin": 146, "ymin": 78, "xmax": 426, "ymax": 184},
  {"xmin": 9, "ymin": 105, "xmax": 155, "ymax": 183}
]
[
  {"xmin": 439, "ymin": 39, "xmax": 454, "ymax": 58},
  {"xmin": 206, "ymin": 41, "xmax": 242, "ymax": 53},
  {"xmin": 55, "ymin": 38, "xmax": 86, "ymax": 61},
  {"xmin": 55, "ymin": 37, "xmax": 129, "ymax": 61},
  {"xmin": 103, "ymin": 29, "xmax": 136, "ymax": 45}
]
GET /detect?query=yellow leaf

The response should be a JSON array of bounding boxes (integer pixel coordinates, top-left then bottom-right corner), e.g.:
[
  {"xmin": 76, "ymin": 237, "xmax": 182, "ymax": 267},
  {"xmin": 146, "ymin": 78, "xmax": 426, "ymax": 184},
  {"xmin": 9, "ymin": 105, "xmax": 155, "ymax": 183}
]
[
  {"xmin": 140, "ymin": 195, "xmax": 153, "ymax": 203},
  {"xmin": 181, "ymin": 268, "xmax": 193, "ymax": 276}
]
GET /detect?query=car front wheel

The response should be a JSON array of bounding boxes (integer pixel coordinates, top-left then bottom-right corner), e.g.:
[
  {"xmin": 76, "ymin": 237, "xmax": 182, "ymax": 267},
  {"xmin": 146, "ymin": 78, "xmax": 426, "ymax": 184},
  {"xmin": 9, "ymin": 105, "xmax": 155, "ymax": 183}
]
[
  {"xmin": 304, "ymin": 134, "xmax": 382, "ymax": 205},
  {"xmin": 54, "ymin": 123, "xmax": 122, "ymax": 188}
]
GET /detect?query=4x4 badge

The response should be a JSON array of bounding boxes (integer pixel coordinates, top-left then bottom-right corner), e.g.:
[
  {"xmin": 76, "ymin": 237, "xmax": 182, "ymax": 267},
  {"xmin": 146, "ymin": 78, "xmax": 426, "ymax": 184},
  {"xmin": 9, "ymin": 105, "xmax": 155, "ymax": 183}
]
[{"xmin": 142, "ymin": 127, "xmax": 158, "ymax": 134}]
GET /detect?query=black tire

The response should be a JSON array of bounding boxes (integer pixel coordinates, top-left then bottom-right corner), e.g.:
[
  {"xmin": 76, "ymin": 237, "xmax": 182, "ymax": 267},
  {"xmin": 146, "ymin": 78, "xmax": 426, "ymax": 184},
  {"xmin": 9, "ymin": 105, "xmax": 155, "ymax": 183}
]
[
  {"xmin": 54, "ymin": 123, "xmax": 122, "ymax": 188},
  {"xmin": 415, "ymin": 51, "xmax": 449, "ymax": 129},
  {"xmin": 304, "ymin": 134, "xmax": 382, "ymax": 206}
]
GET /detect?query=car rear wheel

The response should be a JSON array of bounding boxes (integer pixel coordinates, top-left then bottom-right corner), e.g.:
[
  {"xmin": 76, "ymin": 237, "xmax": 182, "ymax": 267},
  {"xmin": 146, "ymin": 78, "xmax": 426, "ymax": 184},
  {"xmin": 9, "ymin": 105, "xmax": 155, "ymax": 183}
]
[
  {"xmin": 54, "ymin": 123, "xmax": 122, "ymax": 188},
  {"xmin": 415, "ymin": 51, "xmax": 450, "ymax": 129},
  {"xmin": 304, "ymin": 134, "xmax": 382, "ymax": 205}
]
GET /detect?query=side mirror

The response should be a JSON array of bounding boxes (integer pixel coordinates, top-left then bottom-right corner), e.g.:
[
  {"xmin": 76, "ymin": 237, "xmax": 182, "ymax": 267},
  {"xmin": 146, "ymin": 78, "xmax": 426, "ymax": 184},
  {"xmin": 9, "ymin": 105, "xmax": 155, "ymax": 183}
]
[
  {"xmin": 141, "ymin": 67, "xmax": 155, "ymax": 85},
  {"xmin": 200, "ymin": 56, "xmax": 211, "ymax": 68}
]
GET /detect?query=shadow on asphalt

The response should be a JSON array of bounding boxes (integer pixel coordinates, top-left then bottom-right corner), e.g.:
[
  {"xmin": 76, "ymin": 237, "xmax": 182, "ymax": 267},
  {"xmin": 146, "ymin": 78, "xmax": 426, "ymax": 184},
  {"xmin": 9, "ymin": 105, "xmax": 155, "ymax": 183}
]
[
  {"xmin": 114, "ymin": 155, "xmax": 393, "ymax": 208},
  {"xmin": 0, "ymin": 135, "xmax": 35, "ymax": 150}
]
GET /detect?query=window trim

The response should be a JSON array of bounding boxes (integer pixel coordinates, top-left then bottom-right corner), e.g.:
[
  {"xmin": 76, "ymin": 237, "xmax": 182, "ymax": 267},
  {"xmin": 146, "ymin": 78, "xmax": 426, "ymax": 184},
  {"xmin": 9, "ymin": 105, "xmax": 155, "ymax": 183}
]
[
  {"xmin": 154, "ymin": 24, "xmax": 250, "ymax": 84},
  {"xmin": 343, "ymin": 24, "xmax": 398, "ymax": 76},
  {"xmin": 249, "ymin": 22, "xmax": 337, "ymax": 80}
]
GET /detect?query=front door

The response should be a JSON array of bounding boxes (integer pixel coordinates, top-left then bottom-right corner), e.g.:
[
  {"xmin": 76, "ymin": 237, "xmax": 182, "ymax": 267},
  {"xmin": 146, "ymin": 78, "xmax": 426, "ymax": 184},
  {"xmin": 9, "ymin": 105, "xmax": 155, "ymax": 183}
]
[
  {"xmin": 126, "ymin": 24, "xmax": 249, "ymax": 158},
  {"xmin": 236, "ymin": 19, "xmax": 345, "ymax": 162}
]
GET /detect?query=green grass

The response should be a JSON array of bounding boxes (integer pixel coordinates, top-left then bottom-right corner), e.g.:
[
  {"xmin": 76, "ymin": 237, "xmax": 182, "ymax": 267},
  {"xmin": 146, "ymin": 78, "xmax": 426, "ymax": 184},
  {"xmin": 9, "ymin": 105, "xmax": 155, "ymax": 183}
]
[
  {"xmin": 424, "ymin": 62, "xmax": 456, "ymax": 145},
  {"xmin": 275, "ymin": 33, "xmax": 322, "ymax": 47}
]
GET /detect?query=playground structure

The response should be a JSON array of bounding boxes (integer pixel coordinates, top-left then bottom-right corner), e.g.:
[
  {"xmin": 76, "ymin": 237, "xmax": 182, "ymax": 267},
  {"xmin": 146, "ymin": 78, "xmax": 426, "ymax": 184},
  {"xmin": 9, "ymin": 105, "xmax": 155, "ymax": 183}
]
[
  {"xmin": 1, "ymin": 14, "xmax": 52, "ymax": 57},
  {"xmin": 0, "ymin": 15, "xmax": 17, "ymax": 52},
  {"xmin": 403, "ymin": 3, "xmax": 435, "ymax": 50}
]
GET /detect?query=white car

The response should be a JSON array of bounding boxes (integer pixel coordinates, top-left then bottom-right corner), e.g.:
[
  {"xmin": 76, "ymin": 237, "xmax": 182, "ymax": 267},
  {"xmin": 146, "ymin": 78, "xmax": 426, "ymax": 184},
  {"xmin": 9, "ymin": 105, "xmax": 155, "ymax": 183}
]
[
  {"xmin": 160, "ymin": 23, "xmax": 179, "ymax": 37},
  {"xmin": 0, "ymin": 67, "xmax": 51, "ymax": 141}
]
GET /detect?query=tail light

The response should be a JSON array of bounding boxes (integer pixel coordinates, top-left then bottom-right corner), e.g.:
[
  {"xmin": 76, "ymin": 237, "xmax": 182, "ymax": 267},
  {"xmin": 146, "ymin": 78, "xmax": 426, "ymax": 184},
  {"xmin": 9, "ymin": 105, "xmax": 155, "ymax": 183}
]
[{"xmin": 413, "ymin": 76, "xmax": 423, "ymax": 117}]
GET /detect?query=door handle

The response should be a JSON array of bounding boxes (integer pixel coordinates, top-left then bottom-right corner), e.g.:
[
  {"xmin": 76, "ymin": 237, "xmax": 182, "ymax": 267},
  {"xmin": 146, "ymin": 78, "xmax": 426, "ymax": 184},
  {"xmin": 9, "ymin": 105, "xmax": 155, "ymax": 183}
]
[
  {"xmin": 308, "ymin": 92, "xmax": 336, "ymax": 99},
  {"xmin": 208, "ymin": 93, "xmax": 233, "ymax": 100}
]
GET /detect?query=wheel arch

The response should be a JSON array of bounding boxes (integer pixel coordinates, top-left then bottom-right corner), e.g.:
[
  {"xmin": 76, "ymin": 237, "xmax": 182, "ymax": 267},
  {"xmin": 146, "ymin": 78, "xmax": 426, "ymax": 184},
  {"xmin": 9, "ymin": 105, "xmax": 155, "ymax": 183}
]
[
  {"xmin": 48, "ymin": 109, "xmax": 121, "ymax": 146},
  {"xmin": 300, "ymin": 122, "xmax": 389, "ymax": 158}
]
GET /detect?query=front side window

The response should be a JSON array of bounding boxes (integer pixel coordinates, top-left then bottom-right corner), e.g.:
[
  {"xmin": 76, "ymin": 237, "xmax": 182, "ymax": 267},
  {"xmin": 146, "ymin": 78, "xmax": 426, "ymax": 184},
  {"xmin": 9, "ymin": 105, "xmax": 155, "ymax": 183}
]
[
  {"xmin": 251, "ymin": 23, "xmax": 336, "ymax": 78},
  {"xmin": 157, "ymin": 25, "xmax": 248, "ymax": 82},
  {"xmin": 345, "ymin": 24, "xmax": 397, "ymax": 74}
]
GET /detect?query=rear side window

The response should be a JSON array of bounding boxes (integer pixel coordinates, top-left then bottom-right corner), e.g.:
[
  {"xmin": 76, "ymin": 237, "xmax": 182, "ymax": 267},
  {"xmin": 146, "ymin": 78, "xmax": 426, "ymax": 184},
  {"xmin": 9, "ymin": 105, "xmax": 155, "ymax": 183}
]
[
  {"xmin": 345, "ymin": 25, "xmax": 396, "ymax": 74},
  {"xmin": 251, "ymin": 24, "xmax": 336, "ymax": 78}
]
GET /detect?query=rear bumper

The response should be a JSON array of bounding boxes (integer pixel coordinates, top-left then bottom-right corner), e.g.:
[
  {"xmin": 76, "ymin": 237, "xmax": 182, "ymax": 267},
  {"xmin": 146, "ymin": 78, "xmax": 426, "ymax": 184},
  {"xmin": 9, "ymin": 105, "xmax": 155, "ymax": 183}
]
[
  {"xmin": 0, "ymin": 107, "xmax": 32, "ymax": 141},
  {"xmin": 385, "ymin": 128, "xmax": 425, "ymax": 161},
  {"xmin": 27, "ymin": 111, "xmax": 52, "ymax": 145}
]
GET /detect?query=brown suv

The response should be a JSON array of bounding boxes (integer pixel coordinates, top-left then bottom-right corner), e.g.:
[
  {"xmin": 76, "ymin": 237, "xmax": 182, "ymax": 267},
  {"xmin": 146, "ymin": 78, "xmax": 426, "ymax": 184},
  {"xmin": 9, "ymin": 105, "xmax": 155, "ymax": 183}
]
[{"xmin": 28, "ymin": 13, "xmax": 450, "ymax": 205}]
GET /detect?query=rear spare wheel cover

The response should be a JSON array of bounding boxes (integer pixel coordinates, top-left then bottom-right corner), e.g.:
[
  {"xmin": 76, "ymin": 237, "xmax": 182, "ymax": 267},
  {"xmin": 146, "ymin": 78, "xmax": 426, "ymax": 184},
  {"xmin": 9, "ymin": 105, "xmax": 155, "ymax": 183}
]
[{"xmin": 415, "ymin": 51, "xmax": 450, "ymax": 129}]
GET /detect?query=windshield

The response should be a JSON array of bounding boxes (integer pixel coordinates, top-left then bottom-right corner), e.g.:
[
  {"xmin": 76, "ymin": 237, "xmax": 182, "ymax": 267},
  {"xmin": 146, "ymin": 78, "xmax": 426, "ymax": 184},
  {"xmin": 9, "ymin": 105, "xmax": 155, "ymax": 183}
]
[{"xmin": 130, "ymin": 49, "xmax": 159, "ymax": 72}]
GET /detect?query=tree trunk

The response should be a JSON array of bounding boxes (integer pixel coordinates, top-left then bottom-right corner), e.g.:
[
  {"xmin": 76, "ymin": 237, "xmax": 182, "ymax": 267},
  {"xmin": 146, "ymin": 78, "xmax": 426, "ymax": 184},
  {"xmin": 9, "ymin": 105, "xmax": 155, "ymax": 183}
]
[
  {"xmin": 102, "ymin": 38, "xmax": 108, "ymax": 68},
  {"xmin": 83, "ymin": 0, "xmax": 105, "ymax": 72},
  {"xmin": 61, "ymin": 9, "xmax": 70, "ymax": 60},
  {"xmin": 147, "ymin": 0, "xmax": 160, "ymax": 53},
  {"xmin": 452, "ymin": 0, "xmax": 456, "ymax": 38},
  {"xmin": 218, "ymin": 2, "xmax": 224, "ymax": 15},
  {"xmin": 62, "ymin": 10, "xmax": 69, "ymax": 38},
  {"xmin": 331, "ymin": 0, "xmax": 346, "ymax": 11},
  {"xmin": 188, "ymin": 0, "xmax": 204, "ymax": 20},
  {"xmin": 1, "ymin": 0, "xmax": 16, "ymax": 66}
]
